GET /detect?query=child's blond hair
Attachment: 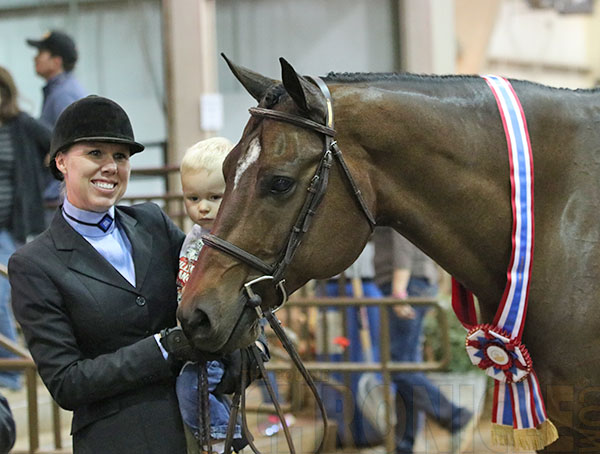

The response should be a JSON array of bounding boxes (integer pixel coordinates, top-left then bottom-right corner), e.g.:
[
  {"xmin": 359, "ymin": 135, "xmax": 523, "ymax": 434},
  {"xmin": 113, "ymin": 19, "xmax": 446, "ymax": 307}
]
[{"xmin": 180, "ymin": 137, "xmax": 233, "ymax": 176}]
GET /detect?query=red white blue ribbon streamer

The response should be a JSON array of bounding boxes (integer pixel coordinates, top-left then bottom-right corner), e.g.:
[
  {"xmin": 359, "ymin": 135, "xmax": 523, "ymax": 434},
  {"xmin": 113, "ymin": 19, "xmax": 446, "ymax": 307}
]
[{"xmin": 451, "ymin": 76, "xmax": 557, "ymax": 450}]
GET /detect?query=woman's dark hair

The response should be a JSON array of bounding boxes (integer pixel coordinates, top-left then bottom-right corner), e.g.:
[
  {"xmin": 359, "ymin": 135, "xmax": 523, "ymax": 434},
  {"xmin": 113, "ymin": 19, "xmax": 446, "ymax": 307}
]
[{"xmin": 0, "ymin": 66, "xmax": 20, "ymax": 122}]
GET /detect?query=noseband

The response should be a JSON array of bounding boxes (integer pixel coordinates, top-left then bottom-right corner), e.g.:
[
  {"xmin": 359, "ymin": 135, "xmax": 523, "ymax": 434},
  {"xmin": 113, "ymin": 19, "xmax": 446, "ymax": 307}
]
[{"xmin": 201, "ymin": 77, "xmax": 376, "ymax": 454}]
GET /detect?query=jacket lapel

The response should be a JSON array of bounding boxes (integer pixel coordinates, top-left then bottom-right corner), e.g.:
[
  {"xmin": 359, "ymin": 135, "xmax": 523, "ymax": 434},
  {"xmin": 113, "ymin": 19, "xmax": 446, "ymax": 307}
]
[
  {"xmin": 115, "ymin": 207, "xmax": 152, "ymax": 291},
  {"xmin": 51, "ymin": 210, "xmax": 135, "ymax": 292}
]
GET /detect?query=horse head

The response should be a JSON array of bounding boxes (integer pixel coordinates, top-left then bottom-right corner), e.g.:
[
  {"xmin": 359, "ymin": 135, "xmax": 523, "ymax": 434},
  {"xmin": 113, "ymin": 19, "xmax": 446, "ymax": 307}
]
[{"xmin": 177, "ymin": 56, "xmax": 374, "ymax": 354}]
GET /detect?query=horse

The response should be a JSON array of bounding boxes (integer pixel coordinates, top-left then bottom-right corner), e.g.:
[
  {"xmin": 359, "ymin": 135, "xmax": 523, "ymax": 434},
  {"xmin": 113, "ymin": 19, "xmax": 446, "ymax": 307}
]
[{"xmin": 177, "ymin": 55, "xmax": 600, "ymax": 452}]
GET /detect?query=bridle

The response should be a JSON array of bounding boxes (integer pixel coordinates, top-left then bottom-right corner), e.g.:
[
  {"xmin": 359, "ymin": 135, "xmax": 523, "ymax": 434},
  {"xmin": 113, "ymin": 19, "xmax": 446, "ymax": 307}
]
[
  {"xmin": 203, "ymin": 76, "xmax": 376, "ymax": 316},
  {"xmin": 200, "ymin": 76, "xmax": 376, "ymax": 454}
]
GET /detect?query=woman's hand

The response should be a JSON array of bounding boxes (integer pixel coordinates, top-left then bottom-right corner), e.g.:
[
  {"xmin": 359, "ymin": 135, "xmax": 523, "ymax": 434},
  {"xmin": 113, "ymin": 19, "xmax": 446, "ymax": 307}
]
[
  {"xmin": 159, "ymin": 327, "xmax": 200, "ymax": 362},
  {"xmin": 214, "ymin": 345, "xmax": 264, "ymax": 394}
]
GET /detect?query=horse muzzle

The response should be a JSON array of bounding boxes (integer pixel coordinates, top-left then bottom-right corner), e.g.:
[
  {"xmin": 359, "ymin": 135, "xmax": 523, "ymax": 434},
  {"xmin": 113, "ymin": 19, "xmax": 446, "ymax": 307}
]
[{"xmin": 177, "ymin": 292, "xmax": 261, "ymax": 354}]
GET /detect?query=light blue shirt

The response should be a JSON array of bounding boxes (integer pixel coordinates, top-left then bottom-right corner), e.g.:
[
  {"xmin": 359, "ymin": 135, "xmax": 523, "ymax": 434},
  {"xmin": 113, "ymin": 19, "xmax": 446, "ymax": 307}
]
[
  {"xmin": 62, "ymin": 199, "xmax": 136, "ymax": 287},
  {"xmin": 41, "ymin": 72, "xmax": 88, "ymax": 128}
]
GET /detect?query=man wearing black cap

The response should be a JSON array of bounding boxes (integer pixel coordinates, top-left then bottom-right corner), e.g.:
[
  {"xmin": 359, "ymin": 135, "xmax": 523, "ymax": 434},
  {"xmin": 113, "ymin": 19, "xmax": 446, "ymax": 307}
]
[
  {"xmin": 26, "ymin": 30, "xmax": 88, "ymax": 219},
  {"xmin": 26, "ymin": 30, "xmax": 87, "ymax": 128}
]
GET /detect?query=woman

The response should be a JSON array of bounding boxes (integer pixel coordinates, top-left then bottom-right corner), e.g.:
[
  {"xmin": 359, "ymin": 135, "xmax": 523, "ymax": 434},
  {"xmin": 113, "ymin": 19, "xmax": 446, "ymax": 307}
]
[
  {"xmin": 0, "ymin": 66, "xmax": 51, "ymax": 390},
  {"xmin": 8, "ymin": 95, "xmax": 188, "ymax": 453}
]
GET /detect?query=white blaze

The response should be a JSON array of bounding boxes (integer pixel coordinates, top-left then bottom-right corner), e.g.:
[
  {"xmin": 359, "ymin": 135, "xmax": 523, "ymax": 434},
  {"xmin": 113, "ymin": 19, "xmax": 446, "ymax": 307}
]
[{"xmin": 233, "ymin": 137, "xmax": 261, "ymax": 190}]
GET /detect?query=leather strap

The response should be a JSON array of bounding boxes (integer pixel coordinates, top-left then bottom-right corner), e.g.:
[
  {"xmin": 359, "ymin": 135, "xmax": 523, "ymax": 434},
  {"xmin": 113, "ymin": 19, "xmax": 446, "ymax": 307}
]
[
  {"xmin": 249, "ymin": 107, "xmax": 335, "ymax": 137},
  {"xmin": 203, "ymin": 234, "xmax": 274, "ymax": 276},
  {"xmin": 331, "ymin": 142, "xmax": 377, "ymax": 227}
]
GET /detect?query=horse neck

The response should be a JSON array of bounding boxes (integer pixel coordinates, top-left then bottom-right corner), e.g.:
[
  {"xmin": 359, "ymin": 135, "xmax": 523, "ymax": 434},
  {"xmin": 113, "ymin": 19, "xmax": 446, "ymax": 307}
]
[{"xmin": 331, "ymin": 78, "xmax": 512, "ymax": 306}]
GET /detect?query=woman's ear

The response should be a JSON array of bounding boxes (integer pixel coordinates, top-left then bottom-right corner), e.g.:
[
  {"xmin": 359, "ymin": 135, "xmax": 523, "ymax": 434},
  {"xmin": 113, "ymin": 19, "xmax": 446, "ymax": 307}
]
[{"xmin": 55, "ymin": 152, "xmax": 67, "ymax": 176}]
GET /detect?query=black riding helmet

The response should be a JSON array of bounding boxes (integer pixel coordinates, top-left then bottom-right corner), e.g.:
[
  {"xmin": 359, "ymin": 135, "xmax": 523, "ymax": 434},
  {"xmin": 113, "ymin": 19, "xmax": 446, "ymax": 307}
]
[{"xmin": 49, "ymin": 95, "xmax": 145, "ymax": 180}]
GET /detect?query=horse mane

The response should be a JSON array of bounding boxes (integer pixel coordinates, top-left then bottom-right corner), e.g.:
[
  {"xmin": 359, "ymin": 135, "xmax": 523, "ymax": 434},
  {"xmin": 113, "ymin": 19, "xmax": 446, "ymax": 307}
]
[
  {"xmin": 322, "ymin": 72, "xmax": 478, "ymax": 83},
  {"xmin": 322, "ymin": 71, "xmax": 600, "ymax": 93}
]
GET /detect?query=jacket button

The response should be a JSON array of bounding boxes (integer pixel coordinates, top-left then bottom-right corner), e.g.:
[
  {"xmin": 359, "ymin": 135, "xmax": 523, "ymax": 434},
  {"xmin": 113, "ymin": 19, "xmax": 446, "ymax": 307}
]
[{"xmin": 136, "ymin": 296, "xmax": 146, "ymax": 306}]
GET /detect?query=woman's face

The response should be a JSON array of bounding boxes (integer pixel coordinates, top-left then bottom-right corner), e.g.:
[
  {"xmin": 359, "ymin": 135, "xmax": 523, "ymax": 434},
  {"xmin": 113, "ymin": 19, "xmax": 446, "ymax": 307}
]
[{"xmin": 56, "ymin": 142, "xmax": 131, "ymax": 212}]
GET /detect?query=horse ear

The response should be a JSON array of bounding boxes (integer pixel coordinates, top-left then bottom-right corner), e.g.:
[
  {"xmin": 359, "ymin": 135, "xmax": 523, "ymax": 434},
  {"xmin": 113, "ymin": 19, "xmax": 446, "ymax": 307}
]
[
  {"xmin": 221, "ymin": 53, "xmax": 277, "ymax": 102},
  {"xmin": 279, "ymin": 57, "xmax": 325, "ymax": 117}
]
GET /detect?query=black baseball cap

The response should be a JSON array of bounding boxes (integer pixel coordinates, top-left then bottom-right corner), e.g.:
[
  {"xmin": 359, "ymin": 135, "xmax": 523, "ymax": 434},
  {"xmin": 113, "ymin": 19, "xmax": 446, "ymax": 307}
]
[{"xmin": 26, "ymin": 30, "xmax": 78, "ymax": 66}]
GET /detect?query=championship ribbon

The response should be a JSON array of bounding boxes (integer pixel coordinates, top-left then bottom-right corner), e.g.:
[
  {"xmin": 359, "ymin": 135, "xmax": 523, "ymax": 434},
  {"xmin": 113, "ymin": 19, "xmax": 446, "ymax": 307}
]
[{"xmin": 451, "ymin": 75, "xmax": 558, "ymax": 450}]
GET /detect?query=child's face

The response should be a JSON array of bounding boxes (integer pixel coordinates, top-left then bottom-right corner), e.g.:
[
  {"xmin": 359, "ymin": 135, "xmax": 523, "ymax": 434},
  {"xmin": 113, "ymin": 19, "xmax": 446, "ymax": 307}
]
[{"xmin": 182, "ymin": 168, "xmax": 225, "ymax": 230}]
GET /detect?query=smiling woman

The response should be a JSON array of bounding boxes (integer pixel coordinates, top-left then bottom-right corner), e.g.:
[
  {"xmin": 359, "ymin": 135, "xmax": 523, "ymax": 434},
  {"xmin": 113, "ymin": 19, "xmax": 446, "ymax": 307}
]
[{"xmin": 8, "ymin": 95, "xmax": 190, "ymax": 454}]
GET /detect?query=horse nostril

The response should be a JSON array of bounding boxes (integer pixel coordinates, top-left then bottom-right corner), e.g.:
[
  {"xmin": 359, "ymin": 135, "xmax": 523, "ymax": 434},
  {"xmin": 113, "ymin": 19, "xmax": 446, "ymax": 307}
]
[
  {"xmin": 191, "ymin": 308, "xmax": 210, "ymax": 330},
  {"xmin": 179, "ymin": 306, "xmax": 212, "ymax": 341}
]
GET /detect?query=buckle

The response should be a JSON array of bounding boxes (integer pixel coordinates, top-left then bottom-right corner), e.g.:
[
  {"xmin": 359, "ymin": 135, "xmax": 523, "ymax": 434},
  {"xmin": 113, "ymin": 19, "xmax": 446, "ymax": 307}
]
[{"xmin": 243, "ymin": 275, "xmax": 288, "ymax": 317}]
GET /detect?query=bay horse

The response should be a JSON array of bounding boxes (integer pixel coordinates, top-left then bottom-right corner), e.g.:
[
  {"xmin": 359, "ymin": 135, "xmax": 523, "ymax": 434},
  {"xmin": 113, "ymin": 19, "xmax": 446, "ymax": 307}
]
[{"xmin": 178, "ymin": 56, "xmax": 600, "ymax": 452}]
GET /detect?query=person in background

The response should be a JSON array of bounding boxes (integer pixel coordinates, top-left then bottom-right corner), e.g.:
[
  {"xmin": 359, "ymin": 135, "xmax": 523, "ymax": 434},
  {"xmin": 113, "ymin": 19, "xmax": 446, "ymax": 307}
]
[
  {"xmin": 26, "ymin": 30, "xmax": 88, "ymax": 220},
  {"xmin": 26, "ymin": 30, "xmax": 87, "ymax": 129},
  {"xmin": 0, "ymin": 66, "xmax": 51, "ymax": 391},
  {"xmin": 0, "ymin": 392, "xmax": 15, "ymax": 454},
  {"xmin": 9, "ymin": 95, "xmax": 189, "ymax": 453},
  {"xmin": 170, "ymin": 137, "xmax": 267, "ymax": 453},
  {"xmin": 373, "ymin": 227, "xmax": 472, "ymax": 454}
]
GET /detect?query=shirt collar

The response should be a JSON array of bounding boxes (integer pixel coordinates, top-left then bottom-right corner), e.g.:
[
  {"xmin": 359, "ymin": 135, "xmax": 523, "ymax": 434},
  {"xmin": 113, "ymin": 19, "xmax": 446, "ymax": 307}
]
[
  {"xmin": 192, "ymin": 224, "xmax": 210, "ymax": 237},
  {"xmin": 45, "ymin": 71, "xmax": 67, "ymax": 86},
  {"xmin": 62, "ymin": 198, "xmax": 116, "ymax": 238}
]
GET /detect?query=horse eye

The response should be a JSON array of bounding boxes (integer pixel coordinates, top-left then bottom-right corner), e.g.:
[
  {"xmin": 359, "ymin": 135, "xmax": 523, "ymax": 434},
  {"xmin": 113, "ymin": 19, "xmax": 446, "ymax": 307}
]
[{"xmin": 270, "ymin": 176, "xmax": 294, "ymax": 194}]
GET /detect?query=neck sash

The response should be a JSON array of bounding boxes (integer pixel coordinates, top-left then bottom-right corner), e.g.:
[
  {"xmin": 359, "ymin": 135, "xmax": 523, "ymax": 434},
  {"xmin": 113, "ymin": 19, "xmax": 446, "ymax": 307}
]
[{"xmin": 451, "ymin": 75, "xmax": 558, "ymax": 451}]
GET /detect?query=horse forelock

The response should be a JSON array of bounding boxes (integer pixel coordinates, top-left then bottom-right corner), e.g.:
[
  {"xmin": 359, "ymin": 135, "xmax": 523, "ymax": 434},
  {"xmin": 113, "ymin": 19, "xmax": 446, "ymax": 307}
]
[{"xmin": 262, "ymin": 84, "xmax": 287, "ymax": 109}]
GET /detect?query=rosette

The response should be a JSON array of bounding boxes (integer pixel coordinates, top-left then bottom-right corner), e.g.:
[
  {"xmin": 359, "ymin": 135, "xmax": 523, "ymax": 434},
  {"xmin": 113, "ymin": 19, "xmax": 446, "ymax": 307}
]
[{"xmin": 465, "ymin": 324, "xmax": 532, "ymax": 383}]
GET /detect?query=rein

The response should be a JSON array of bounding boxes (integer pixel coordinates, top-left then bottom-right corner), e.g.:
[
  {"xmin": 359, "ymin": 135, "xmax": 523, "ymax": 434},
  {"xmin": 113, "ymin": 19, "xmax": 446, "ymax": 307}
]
[{"xmin": 200, "ymin": 76, "xmax": 376, "ymax": 453}]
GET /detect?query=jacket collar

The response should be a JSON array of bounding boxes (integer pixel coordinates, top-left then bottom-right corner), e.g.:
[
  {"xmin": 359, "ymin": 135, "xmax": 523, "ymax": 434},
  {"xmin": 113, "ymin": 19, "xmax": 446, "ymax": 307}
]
[{"xmin": 51, "ymin": 206, "xmax": 153, "ymax": 292}]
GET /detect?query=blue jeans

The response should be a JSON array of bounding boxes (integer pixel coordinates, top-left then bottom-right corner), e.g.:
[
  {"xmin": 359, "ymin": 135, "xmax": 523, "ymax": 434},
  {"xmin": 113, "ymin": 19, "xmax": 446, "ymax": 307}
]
[
  {"xmin": 176, "ymin": 361, "xmax": 241, "ymax": 441},
  {"xmin": 382, "ymin": 278, "xmax": 469, "ymax": 453},
  {"xmin": 0, "ymin": 229, "xmax": 22, "ymax": 390}
]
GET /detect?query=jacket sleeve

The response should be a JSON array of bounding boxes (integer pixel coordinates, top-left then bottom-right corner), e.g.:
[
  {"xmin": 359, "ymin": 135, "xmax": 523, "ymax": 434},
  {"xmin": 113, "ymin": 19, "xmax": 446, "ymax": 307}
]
[
  {"xmin": 8, "ymin": 252, "xmax": 175, "ymax": 411},
  {"xmin": 0, "ymin": 394, "xmax": 15, "ymax": 454}
]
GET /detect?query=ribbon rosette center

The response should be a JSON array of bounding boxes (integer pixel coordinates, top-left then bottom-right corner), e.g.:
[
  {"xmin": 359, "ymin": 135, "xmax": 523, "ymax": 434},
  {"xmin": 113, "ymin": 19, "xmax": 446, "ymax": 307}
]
[{"xmin": 465, "ymin": 324, "xmax": 532, "ymax": 383}]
